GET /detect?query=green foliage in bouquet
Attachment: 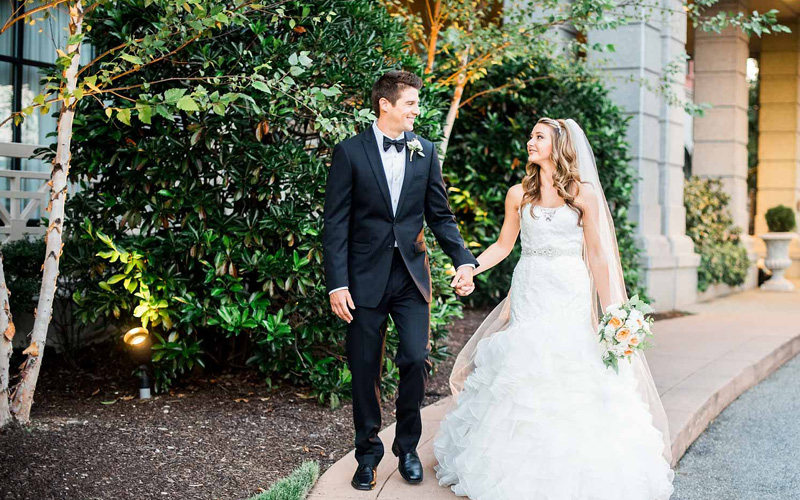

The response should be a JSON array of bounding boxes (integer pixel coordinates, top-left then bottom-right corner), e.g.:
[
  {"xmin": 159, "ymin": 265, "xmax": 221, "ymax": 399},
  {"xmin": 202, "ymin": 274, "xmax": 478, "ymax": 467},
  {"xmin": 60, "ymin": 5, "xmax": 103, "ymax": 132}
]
[
  {"xmin": 598, "ymin": 295, "xmax": 654, "ymax": 374},
  {"xmin": 62, "ymin": 0, "xmax": 461, "ymax": 404},
  {"xmin": 443, "ymin": 56, "xmax": 645, "ymax": 304},
  {"xmin": 765, "ymin": 205, "xmax": 797, "ymax": 233},
  {"xmin": 684, "ymin": 176, "xmax": 749, "ymax": 292}
]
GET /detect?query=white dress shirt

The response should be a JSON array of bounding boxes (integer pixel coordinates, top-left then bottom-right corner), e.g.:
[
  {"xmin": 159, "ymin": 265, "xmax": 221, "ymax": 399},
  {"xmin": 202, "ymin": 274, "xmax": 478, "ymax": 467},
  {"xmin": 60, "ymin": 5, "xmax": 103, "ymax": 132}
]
[
  {"xmin": 371, "ymin": 120, "xmax": 406, "ymax": 223},
  {"xmin": 329, "ymin": 122, "xmax": 473, "ymax": 295}
]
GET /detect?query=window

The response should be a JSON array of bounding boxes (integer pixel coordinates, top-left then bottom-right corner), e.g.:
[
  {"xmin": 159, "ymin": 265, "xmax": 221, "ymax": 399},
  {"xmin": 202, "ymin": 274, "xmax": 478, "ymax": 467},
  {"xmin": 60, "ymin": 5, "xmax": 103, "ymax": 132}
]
[
  {"xmin": 1, "ymin": 0, "xmax": 93, "ymax": 170},
  {"xmin": 0, "ymin": 1, "xmax": 92, "ymax": 239}
]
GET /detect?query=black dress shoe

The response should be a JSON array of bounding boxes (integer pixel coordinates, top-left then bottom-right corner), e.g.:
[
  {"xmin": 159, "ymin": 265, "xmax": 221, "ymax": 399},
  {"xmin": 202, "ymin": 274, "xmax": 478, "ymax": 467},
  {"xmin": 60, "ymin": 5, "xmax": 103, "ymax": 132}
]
[
  {"xmin": 397, "ymin": 451, "xmax": 423, "ymax": 484},
  {"xmin": 351, "ymin": 464, "xmax": 377, "ymax": 490}
]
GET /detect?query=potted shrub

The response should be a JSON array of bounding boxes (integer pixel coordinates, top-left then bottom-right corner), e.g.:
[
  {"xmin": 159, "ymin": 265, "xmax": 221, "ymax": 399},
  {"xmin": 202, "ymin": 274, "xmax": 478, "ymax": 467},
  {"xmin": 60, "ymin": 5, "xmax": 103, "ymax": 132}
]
[{"xmin": 760, "ymin": 205, "xmax": 798, "ymax": 292}]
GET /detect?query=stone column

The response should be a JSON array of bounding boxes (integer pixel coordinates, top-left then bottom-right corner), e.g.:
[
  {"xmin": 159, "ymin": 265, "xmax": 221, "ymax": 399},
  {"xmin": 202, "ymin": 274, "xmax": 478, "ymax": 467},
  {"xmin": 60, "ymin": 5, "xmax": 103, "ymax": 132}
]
[
  {"xmin": 692, "ymin": 0, "xmax": 751, "ymax": 234},
  {"xmin": 658, "ymin": 0, "xmax": 702, "ymax": 305},
  {"xmin": 756, "ymin": 20, "xmax": 800, "ymax": 277},
  {"xmin": 692, "ymin": 0, "xmax": 761, "ymax": 287},
  {"xmin": 588, "ymin": 0, "xmax": 700, "ymax": 310}
]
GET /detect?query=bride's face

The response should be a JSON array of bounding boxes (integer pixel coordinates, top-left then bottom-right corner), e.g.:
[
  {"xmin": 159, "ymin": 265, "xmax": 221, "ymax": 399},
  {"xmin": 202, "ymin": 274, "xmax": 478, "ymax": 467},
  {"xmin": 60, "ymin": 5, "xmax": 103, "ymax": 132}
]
[{"xmin": 527, "ymin": 123, "xmax": 553, "ymax": 163}]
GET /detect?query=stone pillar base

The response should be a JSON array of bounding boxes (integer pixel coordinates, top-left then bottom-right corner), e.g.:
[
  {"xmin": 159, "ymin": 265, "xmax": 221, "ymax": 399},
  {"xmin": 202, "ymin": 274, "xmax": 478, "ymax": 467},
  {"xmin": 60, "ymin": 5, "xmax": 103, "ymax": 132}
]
[
  {"xmin": 788, "ymin": 239, "xmax": 800, "ymax": 279},
  {"xmin": 637, "ymin": 234, "xmax": 701, "ymax": 310},
  {"xmin": 741, "ymin": 235, "xmax": 762, "ymax": 289}
]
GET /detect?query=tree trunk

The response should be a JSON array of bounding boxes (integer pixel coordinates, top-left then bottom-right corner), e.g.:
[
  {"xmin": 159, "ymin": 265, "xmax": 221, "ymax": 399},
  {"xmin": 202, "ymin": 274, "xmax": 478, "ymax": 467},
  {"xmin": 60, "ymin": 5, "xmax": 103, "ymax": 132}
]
[
  {"xmin": 0, "ymin": 255, "xmax": 15, "ymax": 428},
  {"xmin": 7, "ymin": 0, "xmax": 83, "ymax": 425},
  {"xmin": 424, "ymin": 1, "xmax": 442, "ymax": 74},
  {"xmin": 438, "ymin": 50, "xmax": 470, "ymax": 165}
]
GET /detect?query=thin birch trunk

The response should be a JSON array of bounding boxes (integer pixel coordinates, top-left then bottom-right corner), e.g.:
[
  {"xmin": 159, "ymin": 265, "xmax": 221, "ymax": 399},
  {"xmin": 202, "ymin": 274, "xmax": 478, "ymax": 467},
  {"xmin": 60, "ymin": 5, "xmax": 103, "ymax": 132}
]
[
  {"xmin": 7, "ymin": 0, "xmax": 83, "ymax": 424},
  {"xmin": 0, "ymin": 254, "xmax": 14, "ymax": 428}
]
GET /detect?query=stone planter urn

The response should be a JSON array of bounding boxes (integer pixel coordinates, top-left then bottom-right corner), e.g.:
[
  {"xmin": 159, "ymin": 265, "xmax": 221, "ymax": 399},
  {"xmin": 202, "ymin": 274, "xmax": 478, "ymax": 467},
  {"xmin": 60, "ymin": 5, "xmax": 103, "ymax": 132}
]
[{"xmin": 759, "ymin": 233, "xmax": 797, "ymax": 292}]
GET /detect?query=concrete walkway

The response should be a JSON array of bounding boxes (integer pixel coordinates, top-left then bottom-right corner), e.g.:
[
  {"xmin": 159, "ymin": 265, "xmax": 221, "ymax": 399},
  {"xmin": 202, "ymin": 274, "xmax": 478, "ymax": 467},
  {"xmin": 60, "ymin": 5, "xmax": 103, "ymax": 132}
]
[{"xmin": 309, "ymin": 283, "xmax": 800, "ymax": 499}]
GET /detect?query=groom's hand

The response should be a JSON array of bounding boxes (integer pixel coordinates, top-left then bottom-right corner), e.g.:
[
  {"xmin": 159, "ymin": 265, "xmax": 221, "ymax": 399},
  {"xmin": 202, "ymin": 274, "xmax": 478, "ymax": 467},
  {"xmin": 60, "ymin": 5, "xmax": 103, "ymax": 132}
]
[
  {"xmin": 451, "ymin": 266, "xmax": 474, "ymax": 296},
  {"xmin": 330, "ymin": 289, "xmax": 355, "ymax": 323}
]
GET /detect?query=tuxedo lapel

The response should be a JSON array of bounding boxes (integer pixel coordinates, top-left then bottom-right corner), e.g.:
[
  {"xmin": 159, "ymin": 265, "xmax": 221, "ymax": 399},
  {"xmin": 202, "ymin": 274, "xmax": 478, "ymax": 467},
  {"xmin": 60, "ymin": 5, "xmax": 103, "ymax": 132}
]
[
  {"xmin": 394, "ymin": 131, "xmax": 417, "ymax": 218},
  {"xmin": 361, "ymin": 128, "xmax": 394, "ymax": 218}
]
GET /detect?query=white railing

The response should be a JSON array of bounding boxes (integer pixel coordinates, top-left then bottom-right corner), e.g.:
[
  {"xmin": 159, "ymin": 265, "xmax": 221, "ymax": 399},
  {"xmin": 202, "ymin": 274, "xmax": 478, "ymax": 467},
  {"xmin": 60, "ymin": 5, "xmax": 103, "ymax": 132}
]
[
  {"xmin": 0, "ymin": 141, "xmax": 54, "ymax": 244},
  {"xmin": 0, "ymin": 169, "xmax": 50, "ymax": 244}
]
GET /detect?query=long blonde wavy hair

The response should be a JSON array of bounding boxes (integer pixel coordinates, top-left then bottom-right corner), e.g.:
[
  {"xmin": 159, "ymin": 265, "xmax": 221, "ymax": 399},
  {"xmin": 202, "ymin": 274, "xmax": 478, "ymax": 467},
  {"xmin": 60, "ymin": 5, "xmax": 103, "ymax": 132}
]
[{"xmin": 521, "ymin": 117, "xmax": 584, "ymax": 225}]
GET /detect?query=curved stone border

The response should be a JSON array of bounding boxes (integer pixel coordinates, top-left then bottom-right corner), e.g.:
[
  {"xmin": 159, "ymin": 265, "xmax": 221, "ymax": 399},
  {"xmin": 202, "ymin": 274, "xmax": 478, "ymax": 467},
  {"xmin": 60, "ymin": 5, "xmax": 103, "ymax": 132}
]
[{"xmin": 667, "ymin": 332, "xmax": 800, "ymax": 465}]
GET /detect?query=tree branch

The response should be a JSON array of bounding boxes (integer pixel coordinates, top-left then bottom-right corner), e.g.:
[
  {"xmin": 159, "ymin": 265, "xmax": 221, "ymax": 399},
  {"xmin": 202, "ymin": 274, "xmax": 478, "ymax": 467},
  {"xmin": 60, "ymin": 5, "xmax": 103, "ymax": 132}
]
[{"xmin": 1, "ymin": 0, "xmax": 70, "ymax": 35}]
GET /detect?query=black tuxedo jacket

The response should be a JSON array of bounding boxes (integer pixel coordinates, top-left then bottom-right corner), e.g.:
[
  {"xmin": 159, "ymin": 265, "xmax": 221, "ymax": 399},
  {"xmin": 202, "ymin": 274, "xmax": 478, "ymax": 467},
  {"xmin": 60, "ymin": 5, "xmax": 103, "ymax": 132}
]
[{"xmin": 323, "ymin": 127, "xmax": 478, "ymax": 308}]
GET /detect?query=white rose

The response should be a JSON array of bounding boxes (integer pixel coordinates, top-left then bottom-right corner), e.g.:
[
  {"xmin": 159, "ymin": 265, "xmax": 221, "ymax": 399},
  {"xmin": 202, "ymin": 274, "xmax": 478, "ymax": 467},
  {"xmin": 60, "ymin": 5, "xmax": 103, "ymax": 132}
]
[
  {"xmin": 629, "ymin": 309, "xmax": 644, "ymax": 321},
  {"xmin": 610, "ymin": 344, "xmax": 627, "ymax": 356}
]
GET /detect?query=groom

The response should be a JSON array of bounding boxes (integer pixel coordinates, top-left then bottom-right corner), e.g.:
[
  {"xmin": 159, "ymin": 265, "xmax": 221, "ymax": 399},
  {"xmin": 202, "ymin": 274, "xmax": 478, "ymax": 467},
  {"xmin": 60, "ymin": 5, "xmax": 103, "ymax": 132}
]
[{"xmin": 323, "ymin": 70, "xmax": 478, "ymax": 490}]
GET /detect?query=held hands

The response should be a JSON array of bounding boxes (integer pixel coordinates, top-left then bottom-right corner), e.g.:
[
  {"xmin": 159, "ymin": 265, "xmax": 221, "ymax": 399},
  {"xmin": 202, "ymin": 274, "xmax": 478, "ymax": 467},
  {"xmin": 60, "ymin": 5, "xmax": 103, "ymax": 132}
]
[
  {"xmin": 330, "ymin": 266, "xmax": 475, "ymax": 321},
  {"xmin": 330, "ymin": 289, "xmax": 355, "ymax": 323},
  {"xmin": 451, "ymin": 265, "xmax": 476, "ymax": 297}
]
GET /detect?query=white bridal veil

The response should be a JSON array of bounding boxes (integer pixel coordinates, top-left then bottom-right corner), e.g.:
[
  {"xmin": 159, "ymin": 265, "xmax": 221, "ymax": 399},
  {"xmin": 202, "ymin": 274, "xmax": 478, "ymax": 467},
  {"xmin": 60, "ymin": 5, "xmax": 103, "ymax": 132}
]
[{"xmin": 447, "ymin": 118, "xmax": 673, "ymax": 465}]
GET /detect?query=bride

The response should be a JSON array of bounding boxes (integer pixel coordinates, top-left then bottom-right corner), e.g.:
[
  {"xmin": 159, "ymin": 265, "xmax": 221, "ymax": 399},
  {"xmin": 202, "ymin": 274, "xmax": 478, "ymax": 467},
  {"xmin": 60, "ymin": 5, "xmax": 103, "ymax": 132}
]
[{"xmin": 433, "ymin": 118, "xmax": 675, "ymax": 500}]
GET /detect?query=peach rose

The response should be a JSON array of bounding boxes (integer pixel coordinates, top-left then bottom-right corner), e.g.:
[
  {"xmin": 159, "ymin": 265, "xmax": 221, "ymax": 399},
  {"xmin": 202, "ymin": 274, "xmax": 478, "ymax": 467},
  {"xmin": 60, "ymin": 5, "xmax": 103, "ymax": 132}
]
[
  {"xmin": 624, "ymin": 349, "xmax": 634, "ymax": 357},
  {"xmin": 608, "ymin": 316, "xmax": 623, "ymax": 329},
  {"xmin": 629, "ymin": 335, "xmax": 640, "ymax": 346},
  {"xmin": 615, "ymin": 327, "xmax": 631, "ymax": 342}
]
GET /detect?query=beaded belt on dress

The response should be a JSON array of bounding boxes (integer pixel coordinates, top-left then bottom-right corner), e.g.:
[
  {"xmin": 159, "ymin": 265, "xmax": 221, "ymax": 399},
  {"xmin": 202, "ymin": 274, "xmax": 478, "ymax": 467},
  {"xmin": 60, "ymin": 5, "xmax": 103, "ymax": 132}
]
[{"xmin": 521, "ymin": 244, "xmax": 583, "ymax": 259}]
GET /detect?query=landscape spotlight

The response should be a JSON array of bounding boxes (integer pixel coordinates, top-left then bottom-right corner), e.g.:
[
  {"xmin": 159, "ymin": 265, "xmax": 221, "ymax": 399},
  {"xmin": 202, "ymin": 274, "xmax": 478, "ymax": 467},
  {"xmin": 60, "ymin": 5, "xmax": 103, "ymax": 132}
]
[
  {"xmin": 124, "ymin": 327, "xmax": 149, "ymax": 346},
  {"xmin": 123, "ymin": 326, "xmax": 151, "ymax": 399}
]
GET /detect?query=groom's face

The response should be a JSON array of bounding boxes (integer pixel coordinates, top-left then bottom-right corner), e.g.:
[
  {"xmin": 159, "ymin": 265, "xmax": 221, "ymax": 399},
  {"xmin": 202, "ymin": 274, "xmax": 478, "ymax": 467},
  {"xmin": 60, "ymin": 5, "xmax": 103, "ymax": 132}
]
[{"xmin": 380, "ymin": 86, "xmax": 420, "ymax": 132}]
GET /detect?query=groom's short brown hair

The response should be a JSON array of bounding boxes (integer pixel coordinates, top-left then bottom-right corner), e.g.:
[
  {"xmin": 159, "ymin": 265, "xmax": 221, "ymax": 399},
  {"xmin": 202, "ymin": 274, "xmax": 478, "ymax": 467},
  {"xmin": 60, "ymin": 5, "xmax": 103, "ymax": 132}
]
[{"xmin": 371, "ymin": 70, "xmax": 423, "ymax": 117}]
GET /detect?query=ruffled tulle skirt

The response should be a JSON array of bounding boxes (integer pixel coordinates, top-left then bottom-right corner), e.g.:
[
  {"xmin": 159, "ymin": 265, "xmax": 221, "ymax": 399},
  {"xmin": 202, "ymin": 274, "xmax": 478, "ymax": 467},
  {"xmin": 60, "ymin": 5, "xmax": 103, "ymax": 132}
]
[{"xmin": 433, "ymin": 269, "xmax": 674, "ymax": 500}]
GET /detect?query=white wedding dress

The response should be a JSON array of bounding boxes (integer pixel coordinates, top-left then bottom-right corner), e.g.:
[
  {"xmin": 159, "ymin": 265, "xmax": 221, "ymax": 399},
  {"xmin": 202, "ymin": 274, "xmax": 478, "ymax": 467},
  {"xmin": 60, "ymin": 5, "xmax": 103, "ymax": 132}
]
[{"xmin": 433, "ymin": 202, "xmax": 675, "ymax": 500}]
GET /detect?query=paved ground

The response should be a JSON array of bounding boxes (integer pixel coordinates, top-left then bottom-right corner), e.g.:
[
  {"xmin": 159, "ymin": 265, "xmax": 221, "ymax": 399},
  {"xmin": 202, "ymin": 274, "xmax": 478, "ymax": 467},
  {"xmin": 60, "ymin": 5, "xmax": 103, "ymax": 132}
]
[
  {"xmin": 309, "ymin": 282, "xmax": 800, "ymax": 499},
  {"xmin": 672, "ymin": 352, "xmax": 800, "ymax": 500}
]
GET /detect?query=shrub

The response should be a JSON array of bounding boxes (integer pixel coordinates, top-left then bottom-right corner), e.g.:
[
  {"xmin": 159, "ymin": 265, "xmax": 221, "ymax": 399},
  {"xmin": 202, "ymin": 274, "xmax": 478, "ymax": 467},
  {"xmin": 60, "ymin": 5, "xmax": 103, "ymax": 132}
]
[
  {"xmin": 0, "ymin": 236, "xmax": 96, "ymax": 359},
  {"xmin": 765, "ymin": 205, "xmax": 797, "ymax": 233},
  {"xmin": 62, "ymin": 0, "xmax": 460, "ymax": 403},
  {"xmin": 444, "ymin": 56, "xmax": 645, "ymax": 304},
  {"xmin": 250, "ymin": 461, "xmax": 319, "ymax": 500},
  {"xmin": 0, "ymin": 238, "xmax": 45, "ymax": 313},
  {"xmin": 684, "ymin": 176, "xmax": 750, "ymax": 292}
]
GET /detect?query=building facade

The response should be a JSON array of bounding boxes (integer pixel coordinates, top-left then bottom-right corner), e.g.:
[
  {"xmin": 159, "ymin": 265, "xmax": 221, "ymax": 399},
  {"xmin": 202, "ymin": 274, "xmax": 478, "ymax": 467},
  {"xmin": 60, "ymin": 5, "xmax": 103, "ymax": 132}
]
[{"xmin": 2, "ymin": 0, "xmax": 799, "ymax": 311}]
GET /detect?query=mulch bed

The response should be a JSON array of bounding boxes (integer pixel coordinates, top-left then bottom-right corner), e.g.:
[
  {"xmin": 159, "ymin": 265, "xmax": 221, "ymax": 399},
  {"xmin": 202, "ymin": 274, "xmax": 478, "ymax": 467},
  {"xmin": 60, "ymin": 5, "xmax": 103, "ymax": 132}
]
[{"xmin": 0, "ymin": 308, "xmax": 488, "ymax": 500}]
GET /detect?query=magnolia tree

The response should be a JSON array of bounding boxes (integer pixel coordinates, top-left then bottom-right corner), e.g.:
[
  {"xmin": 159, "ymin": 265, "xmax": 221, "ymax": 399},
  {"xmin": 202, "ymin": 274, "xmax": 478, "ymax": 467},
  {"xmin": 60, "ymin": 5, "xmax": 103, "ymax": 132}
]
[
  {"xmin": 385, "ymin": 0, "xmax": 789, "ymax": 162},
  {"xmin": 0, "ymin": 0, "xmax": 354, "ymax": 428}
]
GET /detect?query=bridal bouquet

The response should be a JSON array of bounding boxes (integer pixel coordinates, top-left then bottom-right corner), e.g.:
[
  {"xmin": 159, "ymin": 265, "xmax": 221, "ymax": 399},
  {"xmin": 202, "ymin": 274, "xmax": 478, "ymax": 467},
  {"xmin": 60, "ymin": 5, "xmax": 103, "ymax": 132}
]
[{"xmin": 597, "ymin": 295, "xmax": 655, "ymax": 373}]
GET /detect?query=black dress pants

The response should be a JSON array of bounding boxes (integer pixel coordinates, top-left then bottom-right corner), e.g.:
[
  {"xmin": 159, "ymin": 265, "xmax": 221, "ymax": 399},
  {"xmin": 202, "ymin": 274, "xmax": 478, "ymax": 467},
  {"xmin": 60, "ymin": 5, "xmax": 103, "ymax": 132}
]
[{"xmin": 346, "ymin": 247, "xmax": 432, "ymax": 467}]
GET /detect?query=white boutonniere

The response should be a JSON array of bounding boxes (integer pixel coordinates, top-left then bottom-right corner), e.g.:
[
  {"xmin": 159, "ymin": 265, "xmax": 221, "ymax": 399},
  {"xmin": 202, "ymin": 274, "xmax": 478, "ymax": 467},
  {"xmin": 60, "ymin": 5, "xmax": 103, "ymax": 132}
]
[{"xmin": 407, "ymin": 138, "xmax": 425, "ymax": 162}]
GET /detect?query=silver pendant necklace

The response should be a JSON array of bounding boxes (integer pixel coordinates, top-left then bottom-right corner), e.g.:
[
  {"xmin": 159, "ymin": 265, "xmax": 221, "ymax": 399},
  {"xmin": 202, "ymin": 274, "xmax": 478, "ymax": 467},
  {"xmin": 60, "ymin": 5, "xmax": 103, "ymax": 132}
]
[{"xmin": 538, "ymin": 204, "xmax": 563, "ymax": 222}]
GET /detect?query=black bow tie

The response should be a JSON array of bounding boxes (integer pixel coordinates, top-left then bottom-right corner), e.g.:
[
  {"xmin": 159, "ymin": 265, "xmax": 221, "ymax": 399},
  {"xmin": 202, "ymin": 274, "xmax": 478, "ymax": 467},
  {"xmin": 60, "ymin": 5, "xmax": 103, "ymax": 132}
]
[{"xmin": 383, "ymin": 136, "xmax": 405, "ymax": 153}]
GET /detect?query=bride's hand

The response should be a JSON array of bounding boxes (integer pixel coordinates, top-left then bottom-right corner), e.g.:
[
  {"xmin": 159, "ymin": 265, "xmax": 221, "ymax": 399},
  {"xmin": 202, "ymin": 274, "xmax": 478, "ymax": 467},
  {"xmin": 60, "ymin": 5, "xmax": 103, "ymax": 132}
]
[
  {"xmin": 456, "ymin": 283, "xmax": 475, "ymax": 296},
  {"xmin": 455, "ymin": 280, "xmax": 476, "ymax": 296}
]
